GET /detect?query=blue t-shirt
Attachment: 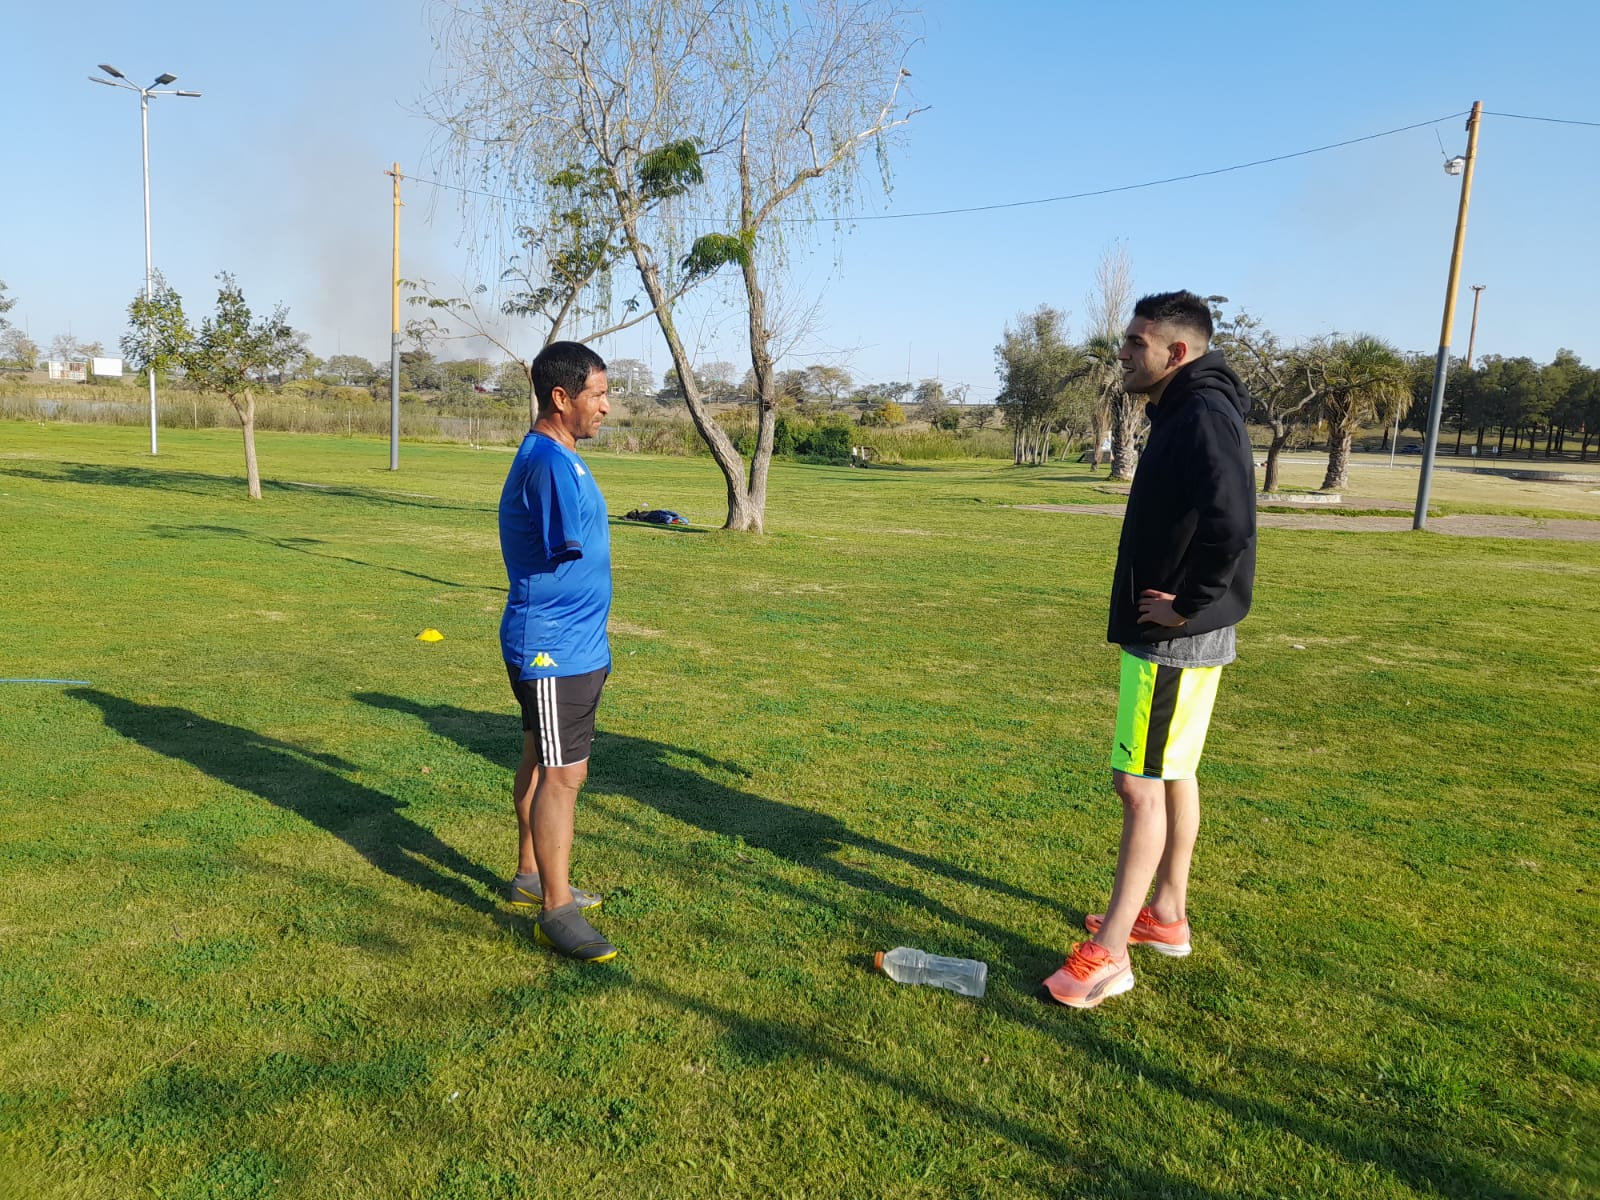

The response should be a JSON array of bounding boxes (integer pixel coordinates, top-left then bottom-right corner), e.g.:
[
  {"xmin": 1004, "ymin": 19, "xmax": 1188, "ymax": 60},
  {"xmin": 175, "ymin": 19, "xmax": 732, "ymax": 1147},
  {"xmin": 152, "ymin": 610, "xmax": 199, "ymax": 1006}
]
[{"xmin": 498, "ymin": 432, "xmax": 612, "ymax": 679}]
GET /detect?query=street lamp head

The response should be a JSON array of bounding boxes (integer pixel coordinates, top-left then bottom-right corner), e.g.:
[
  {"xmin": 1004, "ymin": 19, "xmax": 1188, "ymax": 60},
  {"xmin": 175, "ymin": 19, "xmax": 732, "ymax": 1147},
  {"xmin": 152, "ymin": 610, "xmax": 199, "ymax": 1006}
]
[
  {"xmin": 1444, "ymin": 156, "xmax": 1466, "ymax": 176},
  {"xmin": 154, "ymin": 72, "xmax": 177, "ymax": 85},
  {"xmin": 176, "ymin": 90, "xmax": 202, "ymax": 98},
  {"xmin": 89, "ymin": 76, "xmax": 119, "ymax": 87},
  {"xmin": 97, "ymin": 63, "xmax": 125, "ymax": 78}
]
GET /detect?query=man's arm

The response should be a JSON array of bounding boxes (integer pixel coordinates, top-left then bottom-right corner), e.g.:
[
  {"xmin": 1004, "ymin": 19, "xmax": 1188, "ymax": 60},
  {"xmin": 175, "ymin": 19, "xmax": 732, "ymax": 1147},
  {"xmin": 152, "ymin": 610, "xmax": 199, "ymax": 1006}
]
[{"xmin": 1171, "ymin": 404, "xmax": 1254, "ymax": 621}]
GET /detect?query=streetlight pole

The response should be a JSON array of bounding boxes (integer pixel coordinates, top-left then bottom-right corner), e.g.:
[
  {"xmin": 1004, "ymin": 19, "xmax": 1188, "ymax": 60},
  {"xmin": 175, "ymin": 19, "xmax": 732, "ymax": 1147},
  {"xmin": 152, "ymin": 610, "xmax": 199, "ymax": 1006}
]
[
  {"xmin": 90, "ymin": 65, "xmax": 201, "ymax": 457},
  {"xmin": 384, "ymin": 164, "xmax": 404, "ymax": 471},
  {"xmin": 1413, "ymin": 100, "xmax": 1482, "ymax": 531},
  {"xmin": 1465, "ymin": 285, "xmax": 1486, "ymax": 369}
]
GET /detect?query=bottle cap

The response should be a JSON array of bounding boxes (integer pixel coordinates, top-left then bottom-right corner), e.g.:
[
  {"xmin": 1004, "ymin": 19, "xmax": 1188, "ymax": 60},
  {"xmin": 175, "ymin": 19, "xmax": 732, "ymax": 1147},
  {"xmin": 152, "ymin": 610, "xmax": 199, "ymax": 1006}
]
[{"xmin": 873, "ymin": 950, "xmax": 885, "ymax": 971}]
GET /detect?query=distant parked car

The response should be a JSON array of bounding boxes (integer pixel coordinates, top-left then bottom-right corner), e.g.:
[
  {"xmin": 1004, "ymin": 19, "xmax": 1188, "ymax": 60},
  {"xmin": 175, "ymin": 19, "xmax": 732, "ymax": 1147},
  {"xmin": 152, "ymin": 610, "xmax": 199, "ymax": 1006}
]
[{"xmin": 1401, "ymin": 443, "xmax": 1423, "ymax": 454}]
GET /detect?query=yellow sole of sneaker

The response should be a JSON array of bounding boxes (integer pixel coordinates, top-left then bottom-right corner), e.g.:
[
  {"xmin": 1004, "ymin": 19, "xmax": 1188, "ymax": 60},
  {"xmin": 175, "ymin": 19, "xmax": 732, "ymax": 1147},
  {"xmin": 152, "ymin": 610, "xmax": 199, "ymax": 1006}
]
[{"xmin": 531, "ymin": 927, "xmax": 617, "ymax": 963}]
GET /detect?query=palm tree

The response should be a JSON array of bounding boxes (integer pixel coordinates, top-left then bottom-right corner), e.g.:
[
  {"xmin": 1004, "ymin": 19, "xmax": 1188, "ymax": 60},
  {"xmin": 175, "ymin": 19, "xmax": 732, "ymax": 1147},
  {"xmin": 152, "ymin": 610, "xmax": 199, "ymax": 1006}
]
[
  {"xmin": 1080, "ymin": 331, "xmax": 1124, "ymax": 474},
  {"xmin": 1318, "ymin": 335, "xmax": 1410, "ymax": 490}
]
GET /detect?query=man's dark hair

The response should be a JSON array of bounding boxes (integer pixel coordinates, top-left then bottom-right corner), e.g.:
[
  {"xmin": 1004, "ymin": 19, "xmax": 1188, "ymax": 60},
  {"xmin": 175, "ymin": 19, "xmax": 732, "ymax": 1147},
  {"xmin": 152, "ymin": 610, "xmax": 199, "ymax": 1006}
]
[
  {"xmin": 1132, "ymin": 291, "xmax": 1214, "ymax": 346},
  {"xmin": 532, "ymin": 341, "xmax": 607, "ymax": 414}
]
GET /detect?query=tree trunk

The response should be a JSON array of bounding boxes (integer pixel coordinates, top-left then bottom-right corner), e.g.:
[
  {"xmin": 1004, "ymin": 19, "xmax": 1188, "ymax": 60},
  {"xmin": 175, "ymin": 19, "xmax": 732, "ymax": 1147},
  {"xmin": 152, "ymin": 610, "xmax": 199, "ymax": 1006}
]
[
  {"xmin": 1109, "ymin": 392, "xmax": 1144, "ymax": 480},
  {"xmin": 1089, "ymin": 404, "xmax": 1111, "ymax": 473},
  {"xmin": 736, "ymin": 141, "xmax": 776, "ymax": 533},
  {"xmin": 1321, "ymin": 428, "xmax": 1353, "ymax": 490},
  {"xmin": 236, "ymin": 389, "xmax": 262, "ymax": 500},
  {"xmin": 618, "ymin": 201, "xmax": 756, "ymax": 531},
  {"xmin": 1262, "ymin": 423, "xmax": 1290, "ymax": 493}
]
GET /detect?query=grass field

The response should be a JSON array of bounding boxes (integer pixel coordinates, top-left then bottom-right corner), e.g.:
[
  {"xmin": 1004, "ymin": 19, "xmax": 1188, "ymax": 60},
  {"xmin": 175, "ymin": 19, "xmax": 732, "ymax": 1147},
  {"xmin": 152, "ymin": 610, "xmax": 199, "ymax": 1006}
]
[{"xmin": 1, "ymin": 423, "xmax": 1595, "ymax": 1199}]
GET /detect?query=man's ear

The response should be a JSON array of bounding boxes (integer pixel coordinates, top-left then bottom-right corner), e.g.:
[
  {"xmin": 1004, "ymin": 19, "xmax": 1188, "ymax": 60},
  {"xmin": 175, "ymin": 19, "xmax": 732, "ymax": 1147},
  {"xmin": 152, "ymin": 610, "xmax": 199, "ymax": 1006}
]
[
  {"xmin": 548, "ymin": 385, "xmax": 571, "ymax": 414},
  {"xmin": 1166, "ymin": 340, "xmax": 1189, "ymax": 368}
]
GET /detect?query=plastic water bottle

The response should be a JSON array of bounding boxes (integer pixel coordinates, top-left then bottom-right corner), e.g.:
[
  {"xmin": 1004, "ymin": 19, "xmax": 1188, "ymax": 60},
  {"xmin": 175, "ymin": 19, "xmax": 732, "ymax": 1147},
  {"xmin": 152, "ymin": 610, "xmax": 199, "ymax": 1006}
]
[{"xmin": 875, "ymin": 947, "xmax": 987, "ymax": 998}]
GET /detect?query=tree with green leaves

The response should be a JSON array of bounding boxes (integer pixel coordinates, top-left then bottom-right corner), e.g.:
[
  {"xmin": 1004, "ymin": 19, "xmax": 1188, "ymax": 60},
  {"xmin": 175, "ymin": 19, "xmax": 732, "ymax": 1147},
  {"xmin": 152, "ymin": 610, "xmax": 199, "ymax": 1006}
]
[
  {"xmin": 122, "ymin": 271, "xmax": 195, "ymax": 392},
  {"xmin": 1213, "ymin": 313, "xmax": 1332, "ymax": 493},
  {"xmin": 995, "ymin": 305, "xmax": 1092, "ymax": 465},
  {"xmin": 180, "ymin": 274, "xmax": 294, "ymax": 500},
  {"xmin": 1564, "ymin": 363, "xmax": 1600, "ymax": 460},
  {"xmin": 1317, "ymin": 335, "xmax": 1410, "ymax": 490},
  {"xmin": 0, "ymin": 281, "xmax": 37, "ymax": 369},
  {"xmin": 913, "ymin": 379, "xmax": 947, "ymax": 426},
  {"xmin": 324, "ymin": 354, "xmax": 376, "ymax": 386},
  {"xmin": 0, "ymin": 329, "xmax": 39, "ymax": 369}
]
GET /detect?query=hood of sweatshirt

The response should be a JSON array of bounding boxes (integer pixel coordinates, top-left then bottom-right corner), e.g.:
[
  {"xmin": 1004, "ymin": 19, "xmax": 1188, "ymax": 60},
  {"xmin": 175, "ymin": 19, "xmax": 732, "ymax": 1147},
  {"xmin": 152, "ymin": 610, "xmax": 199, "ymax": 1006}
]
[{"xmin": 1147, "ymin": 350, "xmax": 1250, "ymax": 424}]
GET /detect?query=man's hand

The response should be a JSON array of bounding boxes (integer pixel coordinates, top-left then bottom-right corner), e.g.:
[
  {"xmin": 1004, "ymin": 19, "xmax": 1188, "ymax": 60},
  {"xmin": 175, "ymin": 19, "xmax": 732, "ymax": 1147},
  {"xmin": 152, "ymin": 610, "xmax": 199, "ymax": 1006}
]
[{"xmin": 1137, "ymin": 589, "xmax": 1187, "ymax": 628}]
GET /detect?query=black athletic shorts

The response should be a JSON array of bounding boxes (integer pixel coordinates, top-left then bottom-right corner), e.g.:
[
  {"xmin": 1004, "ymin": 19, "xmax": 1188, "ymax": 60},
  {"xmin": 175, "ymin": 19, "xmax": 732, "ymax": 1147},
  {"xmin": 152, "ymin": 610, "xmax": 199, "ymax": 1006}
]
[{"xmin": 505, "ymin": 664, "xmax": 608, "ymax": 767}]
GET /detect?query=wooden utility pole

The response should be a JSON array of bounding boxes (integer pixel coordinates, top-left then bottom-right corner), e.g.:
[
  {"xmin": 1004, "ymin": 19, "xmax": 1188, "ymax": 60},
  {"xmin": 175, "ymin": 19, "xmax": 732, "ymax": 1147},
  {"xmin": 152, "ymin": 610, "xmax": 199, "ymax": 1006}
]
[
  {"xmin": 1413, "ymin": 101, "xmax": 1483, "ymax": 531},
  {"xmin": 384, "ymin": 163, "xmax": 404, "ymax": 470}
]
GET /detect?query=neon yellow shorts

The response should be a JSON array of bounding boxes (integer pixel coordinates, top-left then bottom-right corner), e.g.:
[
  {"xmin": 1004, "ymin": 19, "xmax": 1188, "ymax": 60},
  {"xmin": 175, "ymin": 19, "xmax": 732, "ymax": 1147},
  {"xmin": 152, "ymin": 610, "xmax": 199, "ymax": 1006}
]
[{"xmin": 1112, "ymin": 651, "xmax": 1223, "ymax": 780}]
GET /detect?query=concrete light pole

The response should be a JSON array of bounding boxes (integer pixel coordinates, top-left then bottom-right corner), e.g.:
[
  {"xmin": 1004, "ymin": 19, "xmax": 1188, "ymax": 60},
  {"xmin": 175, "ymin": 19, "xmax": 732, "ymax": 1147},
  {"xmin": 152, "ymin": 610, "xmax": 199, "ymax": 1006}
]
[
  {"xmin": 90, "ymin": 65, "xmax": 201, "ymax": 456},
  {"xmin": 1465, "ymin": 285, "xmax": 1486, "ymax": 369}
]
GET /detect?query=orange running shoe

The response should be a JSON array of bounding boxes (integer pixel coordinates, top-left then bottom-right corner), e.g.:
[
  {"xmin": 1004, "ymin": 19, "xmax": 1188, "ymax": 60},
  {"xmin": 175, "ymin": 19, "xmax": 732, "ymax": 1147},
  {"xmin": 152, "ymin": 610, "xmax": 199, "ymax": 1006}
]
[
  {"xmin": 1040, "ymin": 942, "xmax": 1134, "ymax": 1009},
  {"xmin": 1084, "ymin": 906, "xmax": 1191, "ymax": 957}
]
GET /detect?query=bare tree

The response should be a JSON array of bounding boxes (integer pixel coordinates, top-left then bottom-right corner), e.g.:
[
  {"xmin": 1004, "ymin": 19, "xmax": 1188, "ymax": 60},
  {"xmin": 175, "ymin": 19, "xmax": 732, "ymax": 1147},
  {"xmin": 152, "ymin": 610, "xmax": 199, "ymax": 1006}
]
[
  {"xmin": 424, "ymin": 0, "xmax": 919, "ymax": 530},
  {"xmin": 1085, "ymin": 243, "xmax": 1137, "ymax": 477},
  {"xmin": 705, "ymin": 3, "xmax": 920, "ymax": 528}
]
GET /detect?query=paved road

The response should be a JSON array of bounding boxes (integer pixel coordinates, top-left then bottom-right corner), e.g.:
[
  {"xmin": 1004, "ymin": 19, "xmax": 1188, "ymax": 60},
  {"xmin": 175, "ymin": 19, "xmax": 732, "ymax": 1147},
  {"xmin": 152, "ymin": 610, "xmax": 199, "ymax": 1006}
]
[{"xmin": 1016, "ymin": 504, "xmax": 1600, "ymax": 542}]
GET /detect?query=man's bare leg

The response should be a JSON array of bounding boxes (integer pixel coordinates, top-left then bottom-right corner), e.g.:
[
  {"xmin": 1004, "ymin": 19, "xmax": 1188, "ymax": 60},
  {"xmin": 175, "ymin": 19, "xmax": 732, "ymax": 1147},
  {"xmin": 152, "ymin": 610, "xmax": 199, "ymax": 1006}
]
[
  {"xmin": 1149, "ymin": 776, "xmax": 1199, "ymax": 924},
  {"xmin": 1093, "ymin": 770, "xmax": 1170, "ymax": 956},
  {"xmin": 531, "ymin": 760, "xmax": 589, "ymax": 911},
  {"xmin": 513, "ymin": 732, "xmax": 540, "ymax": 877}
]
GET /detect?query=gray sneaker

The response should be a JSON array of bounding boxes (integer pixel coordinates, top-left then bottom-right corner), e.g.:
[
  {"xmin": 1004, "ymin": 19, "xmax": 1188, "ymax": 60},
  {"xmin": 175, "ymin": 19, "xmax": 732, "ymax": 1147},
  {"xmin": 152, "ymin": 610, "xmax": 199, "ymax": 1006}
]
[
  {"xmin": 507, "ymin": 873, "xmax": 602, "ymax": 912},
  {"xmin": 533, "ymin": 902, "xmax": 617, "ymax": 963}
]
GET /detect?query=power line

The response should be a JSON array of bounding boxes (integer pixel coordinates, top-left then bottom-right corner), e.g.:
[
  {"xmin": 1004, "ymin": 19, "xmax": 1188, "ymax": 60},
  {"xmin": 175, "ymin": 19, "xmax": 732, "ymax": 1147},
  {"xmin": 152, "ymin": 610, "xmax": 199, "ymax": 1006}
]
[
  {"xmin": 401, "ymin": 108, "xmax": 1598, "ymax": 227},
  {"xmin": 1483, "ymin": 110, "xmax": 1600, "ymax": 129},
  {"xmin": 402, "ymin": 111, "xmax": 1470, "ymax": 224},
  {"xmin": 784, "ymin": 112, "xmax": 1472, "ymax": 222}
]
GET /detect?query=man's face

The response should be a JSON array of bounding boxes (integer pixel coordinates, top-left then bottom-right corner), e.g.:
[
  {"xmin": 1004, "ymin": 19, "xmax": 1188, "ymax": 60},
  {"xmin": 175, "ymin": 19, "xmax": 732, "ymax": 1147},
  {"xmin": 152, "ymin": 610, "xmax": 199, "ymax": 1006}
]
[
  {"xmin": 1118, "ymin": 317, "xmax": 1186, "ymax": 397},
  {"xmin": 558, "ymin": 369, "xmax": 610, "ymax": 439}
]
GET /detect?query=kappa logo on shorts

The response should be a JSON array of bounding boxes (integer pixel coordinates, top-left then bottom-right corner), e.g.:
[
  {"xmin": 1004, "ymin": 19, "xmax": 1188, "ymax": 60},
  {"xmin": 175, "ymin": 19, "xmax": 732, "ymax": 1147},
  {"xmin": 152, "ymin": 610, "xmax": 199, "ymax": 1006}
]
[{"xmin": 530, "ymin": 652, "xmax": 557, "ymax": 668}]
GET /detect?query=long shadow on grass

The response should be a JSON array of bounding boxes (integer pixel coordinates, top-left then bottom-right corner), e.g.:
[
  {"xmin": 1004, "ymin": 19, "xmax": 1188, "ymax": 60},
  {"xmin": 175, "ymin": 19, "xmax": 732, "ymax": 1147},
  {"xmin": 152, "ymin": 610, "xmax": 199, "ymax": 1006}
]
[
  {"xmin": 356, "ymin": 694, "xmax": 1071, "ymax": 969},
  {"xmin": 73, "ymin": 690, "xmax": 505, "ymax": 921},
  {"xmin": 146, "ymin": 523, "xmax": 503, "ymax": 592},
  {"xmin": 643, "ymin": 982, "xmax": 1243, "ymax": 1198},
  {"xmin": 0, "ymin": 460, "xmax": 488, "ymax": 513},
  {"xmin": 358, "ymin": 694, "xmax": 1535, "ymax": 1198}
]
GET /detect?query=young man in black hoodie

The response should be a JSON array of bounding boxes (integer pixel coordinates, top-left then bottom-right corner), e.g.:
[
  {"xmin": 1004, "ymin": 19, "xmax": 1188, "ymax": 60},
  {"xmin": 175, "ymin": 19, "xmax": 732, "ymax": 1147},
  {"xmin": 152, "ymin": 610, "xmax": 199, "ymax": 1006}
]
[{"xmin": 1043, "ymin": 291, "xmax": 1256, "ymax": 1009}]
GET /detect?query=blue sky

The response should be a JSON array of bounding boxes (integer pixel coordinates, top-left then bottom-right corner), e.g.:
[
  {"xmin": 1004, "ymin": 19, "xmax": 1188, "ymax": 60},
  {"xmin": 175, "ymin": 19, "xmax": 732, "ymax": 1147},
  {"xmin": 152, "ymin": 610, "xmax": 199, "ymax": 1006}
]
[{"xmin": 5, "ymin": 1, "xmax": 1597, "ymax": 402}]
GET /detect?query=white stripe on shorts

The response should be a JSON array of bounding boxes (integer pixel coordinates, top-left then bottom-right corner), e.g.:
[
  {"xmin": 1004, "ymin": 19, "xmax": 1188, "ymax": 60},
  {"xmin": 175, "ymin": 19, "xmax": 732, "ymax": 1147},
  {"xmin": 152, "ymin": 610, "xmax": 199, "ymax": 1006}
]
[{"xmin": 538, "ymin": 676, "xmax": 563, "ymax": 767}]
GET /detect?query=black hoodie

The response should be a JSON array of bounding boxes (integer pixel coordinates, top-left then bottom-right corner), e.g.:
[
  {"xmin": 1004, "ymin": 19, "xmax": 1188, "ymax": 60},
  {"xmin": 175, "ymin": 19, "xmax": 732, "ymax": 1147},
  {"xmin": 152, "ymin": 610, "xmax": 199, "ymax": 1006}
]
[{"xmin": 1106, "ymin": 350, "xmax": 1257, "ymax": 646}]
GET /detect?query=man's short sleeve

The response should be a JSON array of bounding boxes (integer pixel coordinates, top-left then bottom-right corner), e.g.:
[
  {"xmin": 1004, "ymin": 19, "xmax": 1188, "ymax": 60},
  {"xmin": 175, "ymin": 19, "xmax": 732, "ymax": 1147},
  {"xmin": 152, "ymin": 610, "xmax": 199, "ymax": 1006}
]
[{"xmin": 528, "ymin": 457, "xmax": 586, "ymax": 563}]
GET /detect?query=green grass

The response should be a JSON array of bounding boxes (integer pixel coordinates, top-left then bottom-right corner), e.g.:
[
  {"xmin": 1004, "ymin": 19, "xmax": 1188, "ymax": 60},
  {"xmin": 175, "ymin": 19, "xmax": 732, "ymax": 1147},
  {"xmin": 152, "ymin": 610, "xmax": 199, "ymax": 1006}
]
[{"xmin": 1, "ymin": 423, "xmax": 1596, "ymax": 1199}]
